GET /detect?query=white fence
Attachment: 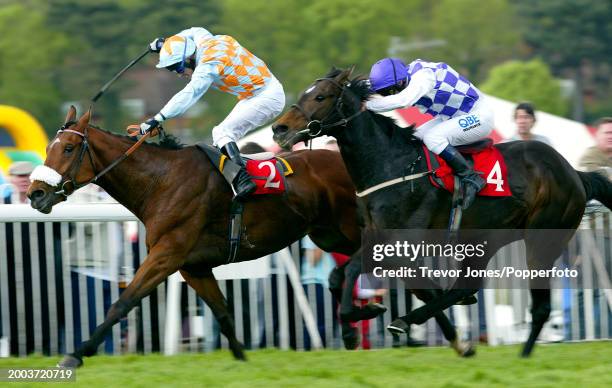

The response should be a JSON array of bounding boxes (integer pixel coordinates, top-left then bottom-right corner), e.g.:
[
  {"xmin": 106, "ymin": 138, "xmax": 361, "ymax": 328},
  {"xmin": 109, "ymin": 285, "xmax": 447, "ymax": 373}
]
[{"xmin": 0, "ymin": 203, "xmax": 610, "ymax": 357}]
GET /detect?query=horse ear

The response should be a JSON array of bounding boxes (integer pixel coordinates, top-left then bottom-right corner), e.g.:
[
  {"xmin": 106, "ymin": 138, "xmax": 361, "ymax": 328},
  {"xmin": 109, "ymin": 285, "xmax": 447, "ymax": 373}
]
[
  {"xmin": 76, "ymin": 106, "xmax": 92, "ymax": 129},
  {"xmin": 347, "ymin": 64, "xmax": 356, "ymax": 79},
  {"xmin": 337, "ymin": 65, "xmax": 356, "ymax": 83},
  {"xmin": 64, "ymin": 105, "xmax": 77, "ymax": 124}
]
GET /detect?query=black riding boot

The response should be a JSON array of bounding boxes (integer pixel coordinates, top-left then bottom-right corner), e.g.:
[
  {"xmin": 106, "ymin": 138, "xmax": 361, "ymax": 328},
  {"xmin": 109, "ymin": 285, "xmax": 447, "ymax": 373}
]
[
  {"xmin": 439, "ymin": 145, "xmax": 486, "ymax": 209},
  {"xmin": 222, "ymin": 141, "xmax": 257, "ymax": 199}
]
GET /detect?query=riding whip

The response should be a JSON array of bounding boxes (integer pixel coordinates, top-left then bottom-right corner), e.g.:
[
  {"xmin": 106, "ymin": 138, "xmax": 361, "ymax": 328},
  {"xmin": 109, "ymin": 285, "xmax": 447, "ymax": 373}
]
[{"xmin": 91, "ymin": 48, "xmax": 151, "ymax": 103}]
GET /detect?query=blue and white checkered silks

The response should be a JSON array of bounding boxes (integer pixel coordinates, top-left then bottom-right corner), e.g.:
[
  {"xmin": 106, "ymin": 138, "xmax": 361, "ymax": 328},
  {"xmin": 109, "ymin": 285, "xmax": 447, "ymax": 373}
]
[{"xmin": 407, "ymin": 60, "xmax": 482, "ymax": 119}]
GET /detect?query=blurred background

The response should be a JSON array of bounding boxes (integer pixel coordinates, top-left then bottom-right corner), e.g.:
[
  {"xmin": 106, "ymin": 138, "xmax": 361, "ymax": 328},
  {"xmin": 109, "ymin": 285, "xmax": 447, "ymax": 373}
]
[{"xmin": 0, "ymin": 0, "xmax": 611, "ymax": 143}]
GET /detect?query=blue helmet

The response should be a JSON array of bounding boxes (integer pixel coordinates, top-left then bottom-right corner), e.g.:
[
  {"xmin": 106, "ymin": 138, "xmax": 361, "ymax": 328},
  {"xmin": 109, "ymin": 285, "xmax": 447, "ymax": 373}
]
[{"xmin": 369, "ymin": 58, "xmax": 408, "ymax": 94}]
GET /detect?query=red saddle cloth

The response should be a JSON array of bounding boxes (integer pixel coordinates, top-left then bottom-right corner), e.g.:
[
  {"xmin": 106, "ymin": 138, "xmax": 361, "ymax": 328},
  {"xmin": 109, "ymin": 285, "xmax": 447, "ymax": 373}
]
[
  {"xmin": 425, "ymin": 143, "xmax": 512, "ymax": 197},
  {"xmin": 245, "ymin": 158, "xmax": 290, "ymax": 195}
]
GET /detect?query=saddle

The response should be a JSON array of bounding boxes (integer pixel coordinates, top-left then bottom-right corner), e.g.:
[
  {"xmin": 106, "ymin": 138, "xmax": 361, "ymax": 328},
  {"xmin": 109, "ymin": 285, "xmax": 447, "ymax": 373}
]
[
  {"xmin": 196, "ymin": 143, "xmax": 293, "ymax": 195},
  {"xmin": 423, "ymin": 139, "xmax": 511, "ymax": 197},
  {"xmin": 196, "ymin": 143, "xmax": 294, "ymax": 263}
]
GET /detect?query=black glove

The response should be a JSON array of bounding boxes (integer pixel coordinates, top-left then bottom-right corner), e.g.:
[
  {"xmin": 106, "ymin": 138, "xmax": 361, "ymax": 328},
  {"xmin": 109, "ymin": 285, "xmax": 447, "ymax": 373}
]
[
  {"xmin": 149, "ymin": 37, "xmax": 165, "ymax": 53},
  {"xmin": 139, "ymin": 118, "xmax": 159, "ymax": 135}
]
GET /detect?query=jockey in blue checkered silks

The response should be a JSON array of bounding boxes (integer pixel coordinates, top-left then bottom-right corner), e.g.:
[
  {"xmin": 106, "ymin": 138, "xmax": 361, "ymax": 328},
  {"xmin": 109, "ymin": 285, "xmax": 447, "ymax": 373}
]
[{"xmin": 367, "ymin": 58, "xmax": 494, "ymax": 209}]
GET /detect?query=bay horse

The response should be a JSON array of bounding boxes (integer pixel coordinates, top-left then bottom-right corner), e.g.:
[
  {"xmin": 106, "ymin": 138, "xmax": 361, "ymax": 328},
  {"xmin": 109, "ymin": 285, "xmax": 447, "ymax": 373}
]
[
  {"xmin": 27, "ymin": 106, "xmax": 470, "ymax": 368},
  {"xmin": 272, "ymin": 67, "xmax": 612, "ymax": 357}
]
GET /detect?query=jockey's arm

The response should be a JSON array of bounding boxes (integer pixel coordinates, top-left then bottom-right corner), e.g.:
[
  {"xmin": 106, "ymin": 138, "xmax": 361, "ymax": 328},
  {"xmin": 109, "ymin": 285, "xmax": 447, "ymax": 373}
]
[
  {"xmin": 156, "ymin": 64, "xmax": 216, "ymax": 121},
  {"xmin": 365, "ymin": 69, "xmax": 435, "ymax": 113}
]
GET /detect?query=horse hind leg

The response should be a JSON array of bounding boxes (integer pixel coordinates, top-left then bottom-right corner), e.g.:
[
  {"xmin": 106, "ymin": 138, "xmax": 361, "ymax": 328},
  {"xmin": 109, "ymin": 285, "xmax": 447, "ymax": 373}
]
[
  {"xmin": 180, "ymin": 269, "xmax": 246, "ymax": 361},
  {"xmin": 521, "ymin": 232, "xmax": 568, "ymax": 357},
  {"xmin": 522, "ymin": 288, "xmax": 551, "ymax": 357}
]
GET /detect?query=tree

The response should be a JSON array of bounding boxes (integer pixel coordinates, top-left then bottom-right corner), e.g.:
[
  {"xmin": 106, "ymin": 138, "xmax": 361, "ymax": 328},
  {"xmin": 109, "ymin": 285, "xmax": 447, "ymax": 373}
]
[
  {"xmin": 420, "ymin": 0, "xmax": 521, "ymax": 81},
  {"xmin": 45, "ymin": 0, "xmax": 221, "ymax": 131},
  {"xmin": 220, "ymin": 0, "xmax": 427, "ymax": 103},
  {"xmin": 514, "ymin": 0, "xmax": 612, "ymax": 121},
  {"xmin": 480, "ymin": 59, "xmax": 569, "ymax": 116},
  {"xmin": 0, "ymin": 3, "xmax": 72, "ymax": 133}
]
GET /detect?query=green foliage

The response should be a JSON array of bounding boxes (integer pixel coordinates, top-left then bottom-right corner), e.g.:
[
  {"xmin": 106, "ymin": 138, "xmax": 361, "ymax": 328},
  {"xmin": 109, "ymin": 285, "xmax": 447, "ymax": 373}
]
[
  {"xmin": 515, "ymin": 0, "xmax": 612, "ymax": 70},
  {"xmin": 481, "ymin": 59, "xmax": 569, "ymax": 115},
  {"xmin": 423, "ymin": 0, "xmax": 521, "ymax": 80},
  {"xmin": 0, "ymin": 3, "xmax": 72, "ymax": 133},
  {"xmin": 219, "ymin": 0, "xmax": 426, "ymax": 102},
  {"xmin": 45, "ymin": 0, "xmax": 221, "ymax": 131}
]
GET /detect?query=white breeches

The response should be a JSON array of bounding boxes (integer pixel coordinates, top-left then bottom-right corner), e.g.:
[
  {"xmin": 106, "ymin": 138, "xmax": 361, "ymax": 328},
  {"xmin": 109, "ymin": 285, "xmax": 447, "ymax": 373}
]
[
  {"xmin": 212, "ymin": 77, "xmax": 286, "ymax": 148},
  {"xmin": 414, "ymin": 97, "xmax": 495, "ymax": 154}
]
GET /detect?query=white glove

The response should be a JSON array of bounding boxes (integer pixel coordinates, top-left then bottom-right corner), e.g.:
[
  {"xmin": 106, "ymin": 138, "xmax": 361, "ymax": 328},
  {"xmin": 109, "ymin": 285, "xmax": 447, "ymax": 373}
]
[{"xmin": 149, "ymin": 37, "xmax": 165, "ymax": 53}]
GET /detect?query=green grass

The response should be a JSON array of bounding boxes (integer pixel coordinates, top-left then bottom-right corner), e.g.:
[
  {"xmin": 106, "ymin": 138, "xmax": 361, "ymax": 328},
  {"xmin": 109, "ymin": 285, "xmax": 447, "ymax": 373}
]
[{"xmin": 2, "ymin": 342, "xmax": 611, "ymax": 387}]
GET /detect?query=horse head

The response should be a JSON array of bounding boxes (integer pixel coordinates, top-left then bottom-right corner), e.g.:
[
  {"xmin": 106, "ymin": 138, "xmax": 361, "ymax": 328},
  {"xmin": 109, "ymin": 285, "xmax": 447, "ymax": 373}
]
[
  {"xmin": 272, "ymin": 66, "xmax": 368, "ymax": 149},
  {"xmin": 28, "ymin": 106, "xmax": 97, "ymax": 213}
]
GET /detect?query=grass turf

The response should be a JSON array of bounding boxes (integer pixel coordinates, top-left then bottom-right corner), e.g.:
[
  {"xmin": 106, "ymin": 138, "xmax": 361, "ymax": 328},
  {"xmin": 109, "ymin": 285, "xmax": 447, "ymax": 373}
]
[{"xmin": 1, "ymin": 342, "xmax": 611, "ymax": 387}]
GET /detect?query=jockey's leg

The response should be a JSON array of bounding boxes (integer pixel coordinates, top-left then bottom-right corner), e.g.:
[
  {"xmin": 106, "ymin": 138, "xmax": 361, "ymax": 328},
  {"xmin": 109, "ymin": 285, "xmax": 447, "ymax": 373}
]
[
  {"xmin": 439, "ymin": 145, "xmax": 486, "ymax": 209},
  {"xmin": 416, "ymin": 100, "xmax": 494, "ymax": 209},
  {"xmin": 222, "ymin": 141, "xmax": 257, "ymax": 199},
  {"xmin": 213, "ymin": 77, "xmax": 286, "ymax": 199}
]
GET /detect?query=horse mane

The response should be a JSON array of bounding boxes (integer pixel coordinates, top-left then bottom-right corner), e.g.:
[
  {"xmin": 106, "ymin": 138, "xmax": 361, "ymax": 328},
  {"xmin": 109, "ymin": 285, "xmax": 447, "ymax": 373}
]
[
  {"xmin": 89, "ymin": 124, "xmax": 184, "ymax": 150},
  {"xmin": 347, "ymin": 74, "xmax": 418, "ymax": 144}
]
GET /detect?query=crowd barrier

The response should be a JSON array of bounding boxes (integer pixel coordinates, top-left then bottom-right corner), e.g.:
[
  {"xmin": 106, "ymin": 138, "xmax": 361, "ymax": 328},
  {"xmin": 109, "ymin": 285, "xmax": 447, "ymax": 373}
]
[{"xmin": 0, "ymin": 203, "xmax": 610, "ymax": 357}]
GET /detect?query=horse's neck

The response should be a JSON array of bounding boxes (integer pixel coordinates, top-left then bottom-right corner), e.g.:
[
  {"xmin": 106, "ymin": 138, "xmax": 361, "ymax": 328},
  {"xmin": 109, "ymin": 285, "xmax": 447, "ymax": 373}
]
[
  {"xmin": 336, "ymin": 115, "xmax": 422, "ymax": 191},
  {"xmin": 88, "ymin": 128, "xmax": 167, "ymax": 219}
]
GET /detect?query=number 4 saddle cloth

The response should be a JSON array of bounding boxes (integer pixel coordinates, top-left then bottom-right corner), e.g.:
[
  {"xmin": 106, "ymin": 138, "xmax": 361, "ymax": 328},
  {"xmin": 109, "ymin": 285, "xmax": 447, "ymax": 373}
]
[
  {"xmin": 423, "ymin": 139, "xmax": 512, "ymax": 197},
  {"xmin": 197, "ymin": 143, "xmax": 293, "ymax": 195}
]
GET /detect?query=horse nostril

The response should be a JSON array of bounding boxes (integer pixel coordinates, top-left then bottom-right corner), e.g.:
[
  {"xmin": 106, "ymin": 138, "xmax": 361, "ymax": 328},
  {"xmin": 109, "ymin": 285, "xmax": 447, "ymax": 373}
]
[
  {"xmin": 273, "ymin": 124, "xmax": 288, "ymax": 134},
  {"xmin": 29, "ymin": 189, "xmax": 45, "ymax": 201}
]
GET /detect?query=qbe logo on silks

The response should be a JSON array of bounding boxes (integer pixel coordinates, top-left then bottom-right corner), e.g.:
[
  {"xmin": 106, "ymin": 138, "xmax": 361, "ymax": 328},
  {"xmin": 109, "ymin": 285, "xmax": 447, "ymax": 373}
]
[{"xmin": 458, "ymin": 115, "xmax": 480, "ymax": 131}]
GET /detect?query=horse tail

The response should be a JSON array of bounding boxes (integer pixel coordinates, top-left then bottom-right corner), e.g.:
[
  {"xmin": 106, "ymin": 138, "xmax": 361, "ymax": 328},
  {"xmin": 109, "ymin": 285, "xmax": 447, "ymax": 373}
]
[{"xmin": 577, "ymin": 170, "xmax": 612, "ymax": 209}]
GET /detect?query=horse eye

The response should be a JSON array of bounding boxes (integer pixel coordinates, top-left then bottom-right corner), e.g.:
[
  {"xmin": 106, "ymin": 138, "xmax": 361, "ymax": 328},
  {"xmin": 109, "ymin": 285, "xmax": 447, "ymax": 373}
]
[
  {"xmin": 64, "ymin": 145, "xmax": 74, "ymax": 154},
  {"xmin": 315, "ymin": 95, "xmax": 325, "ymax": 102}
]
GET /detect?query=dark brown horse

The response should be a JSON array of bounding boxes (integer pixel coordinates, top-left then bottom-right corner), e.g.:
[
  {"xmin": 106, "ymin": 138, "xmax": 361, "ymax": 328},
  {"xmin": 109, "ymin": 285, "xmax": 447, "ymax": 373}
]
[
  {"xmin": 272, "ymin": 67, "xmax": 612, "ymax": 357},
  {"xmin": 27, "ymin": 107, "xmax": 470, "ymax": 367}
]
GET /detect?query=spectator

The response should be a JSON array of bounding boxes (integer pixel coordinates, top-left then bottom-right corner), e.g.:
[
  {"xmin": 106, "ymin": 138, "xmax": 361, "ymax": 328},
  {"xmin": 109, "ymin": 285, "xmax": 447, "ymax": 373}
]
[
  {"xmin": 579, "ymin": 117, "xmax": 612, "ymax": 179},
  {"xmin": 505, "ymin": 102, "xmax": 552, "ymax": 146},
  {"xmin": 300, "ymin": 236, "xmax": 336, "ymax": 349},
  {"xmin": 4, "ymin": 161, "xmax": 34, "ymax": 204}
]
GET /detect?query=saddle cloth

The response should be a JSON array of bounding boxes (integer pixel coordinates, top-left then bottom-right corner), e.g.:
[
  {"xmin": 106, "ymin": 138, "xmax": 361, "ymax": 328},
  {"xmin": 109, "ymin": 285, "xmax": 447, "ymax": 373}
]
[
  {"xmin": 423, "ymin": 139, "xmax": 512, "ymax": 197},
  {"xmin": 197, "ymin": 143, "xmax": 293, "ymax": 195}
]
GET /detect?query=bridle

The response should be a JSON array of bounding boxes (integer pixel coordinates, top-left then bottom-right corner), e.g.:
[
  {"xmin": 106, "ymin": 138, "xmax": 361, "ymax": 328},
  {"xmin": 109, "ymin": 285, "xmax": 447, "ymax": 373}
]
[
  {"xmin": 291, "ymin": 77, "xmax": 364, "ymax": 137},
  {"xmin": 53, "ymin": 122, "xmax": 151, "ymax": 197}
]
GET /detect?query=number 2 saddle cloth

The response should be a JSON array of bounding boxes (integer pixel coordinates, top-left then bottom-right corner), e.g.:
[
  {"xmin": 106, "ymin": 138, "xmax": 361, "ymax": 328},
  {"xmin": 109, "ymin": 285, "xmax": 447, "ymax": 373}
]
[{"xmin": 197, "ymin": 143, "xmax": 293, "ymax": 195}]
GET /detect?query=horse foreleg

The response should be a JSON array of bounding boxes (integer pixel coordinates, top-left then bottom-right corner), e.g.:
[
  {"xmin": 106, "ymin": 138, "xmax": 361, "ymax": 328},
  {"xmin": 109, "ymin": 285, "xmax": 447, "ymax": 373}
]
[
  {"xmin": 413, "ymin": 289, "xmax": 475, "ymax": 357},
  {"xmin": 328, "ymin": 261, "xmax": 347, "ymax": 304},
  {"xmin": 58, "ymin": 246, "xmax": 182, "ymax": 368},
  {"xmin": 388, "ymin": 289, "xmax": 477, "ymax": 333},
  {"xmin": 180, "ymin": 270, "xmax": 246, "ymax": 361},
  {"xmin": 338, "ymin": 255, "xmax": 362, "ymax": 349}
]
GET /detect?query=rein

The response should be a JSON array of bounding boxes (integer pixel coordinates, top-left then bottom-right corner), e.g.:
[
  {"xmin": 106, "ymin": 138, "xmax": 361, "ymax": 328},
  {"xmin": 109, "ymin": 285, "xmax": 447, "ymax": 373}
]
[
  {"xmin": 291, "ymin": 77, "xmax": 364, "ymax": 137},
  {"xmin": 291, "ymin": 78, "xmax": 435, "ymax": 198},
  {"xmin": 54, "ymin": 122, "xmax": 151, "ymax": 197}
]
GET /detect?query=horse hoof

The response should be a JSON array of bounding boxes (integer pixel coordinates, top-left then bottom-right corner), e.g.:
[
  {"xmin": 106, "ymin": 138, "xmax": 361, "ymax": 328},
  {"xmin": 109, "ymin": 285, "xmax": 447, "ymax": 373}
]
[
  {"xmin": 341, "ymin": 303, "xmax": 388, "ymax": 323},
  {"xmin": 57, "ymin": 354, "xmax": 83, "ymax": 368},
  {"xmin": 455, "ymin": 295, "xmax": 478, "ymax": 305},
  {"xmin": 361, "ymin": 303, "xmax": 387, "ymax": 320},
  {"xmin": 342, "ymin": 328, "xmax": 360, "ymax": 350},
  {"xmin": 460, "ymin": 344, "xmax": 476, "ymax": 358},
  {"xmin": 387, "ymin": 319, "xmax": 409, "ymax": 335}
]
